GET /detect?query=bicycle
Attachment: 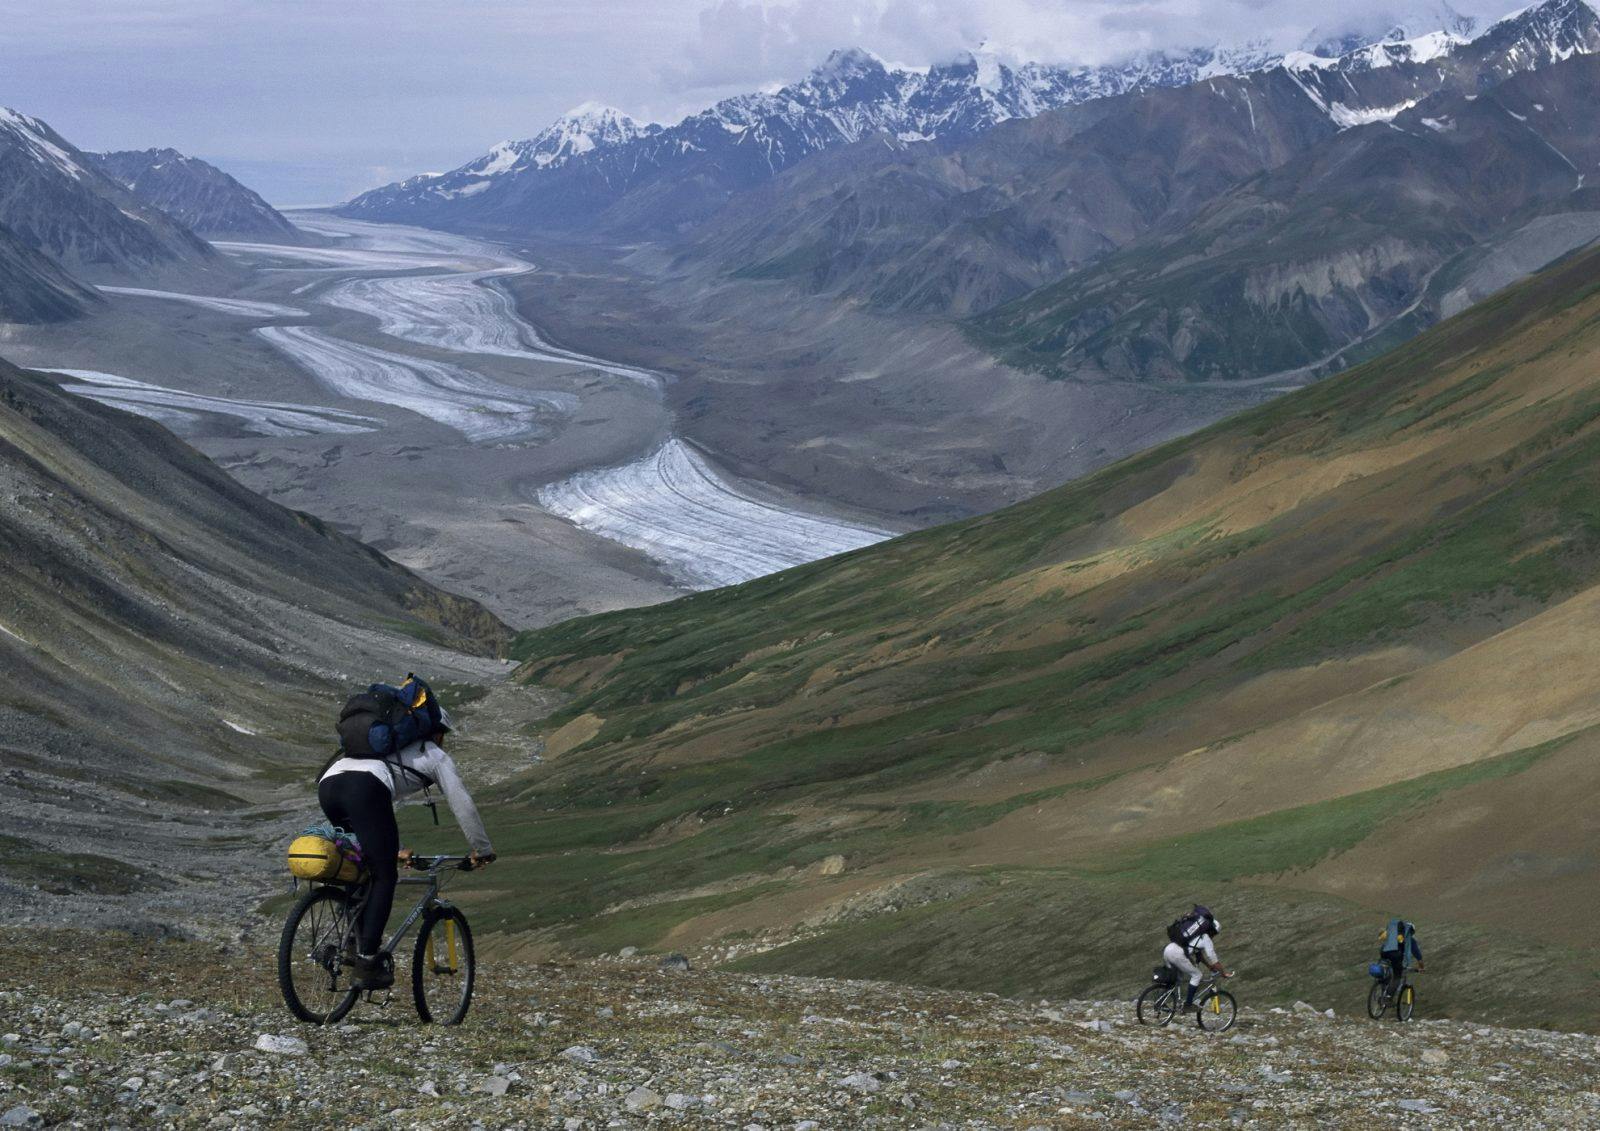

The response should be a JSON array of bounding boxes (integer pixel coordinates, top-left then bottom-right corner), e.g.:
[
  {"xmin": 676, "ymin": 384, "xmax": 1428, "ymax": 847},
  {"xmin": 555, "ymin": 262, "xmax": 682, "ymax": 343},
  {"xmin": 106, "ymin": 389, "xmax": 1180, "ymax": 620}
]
[
  {"xmin": 1136, "ymin": 966, "xmax": 1238, "ymax": 1032},
  {"xmin": 1366, "ymin": 963, "xmax": 1419, "ymax": 1022},
  {"xmin": 278, "ymin": 853, "xmax": 480, "ymax": 1025}
]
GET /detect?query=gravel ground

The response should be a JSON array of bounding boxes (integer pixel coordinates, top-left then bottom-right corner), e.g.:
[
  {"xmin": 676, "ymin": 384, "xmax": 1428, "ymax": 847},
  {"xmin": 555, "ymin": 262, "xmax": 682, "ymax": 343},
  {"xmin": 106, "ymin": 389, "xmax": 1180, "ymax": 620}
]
[{"xmin": 2, "ymin": 929, "xmax": 1596, "ymax": 1129}]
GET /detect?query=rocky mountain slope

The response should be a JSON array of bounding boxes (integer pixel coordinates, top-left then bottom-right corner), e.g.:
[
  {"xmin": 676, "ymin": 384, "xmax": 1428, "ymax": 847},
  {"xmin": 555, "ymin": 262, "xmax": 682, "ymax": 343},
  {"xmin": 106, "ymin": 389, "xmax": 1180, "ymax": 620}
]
[
  {"xmin": 5, "ymin": 930, "xmax": 1595, "ymax": 1128},
  {"xmin": 975, "ymin": 51, "xmax": 1600, "ymax": 381},
  {"xmin": 87, "ymin": 147, "xmax": 299, "ymax": 240},
  {"xmin": 0, "ymin": 228, "xmax": 101, "ymax": 324},
  {"xmin": 0, "ymin": 358, "xmax": 508, "ymax": 920},
  {"xmin": 495, "ymin": 237, "xmax": 1600, "ymax": 1030},
  {"xmin": 0, "ymin": 108, "xmax": 218, "ymax": 279},
  {"xmin": 684, "ymin": 0, "xmax": 1600, "ymax": 326}
]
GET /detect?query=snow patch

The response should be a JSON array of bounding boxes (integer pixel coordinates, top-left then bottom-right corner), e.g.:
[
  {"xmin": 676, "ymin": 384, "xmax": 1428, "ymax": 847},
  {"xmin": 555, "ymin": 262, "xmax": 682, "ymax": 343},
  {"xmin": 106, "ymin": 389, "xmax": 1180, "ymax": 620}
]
[{"xmin": 1328, "ymin": 97, "xmax": 1421, "ymax": 128}]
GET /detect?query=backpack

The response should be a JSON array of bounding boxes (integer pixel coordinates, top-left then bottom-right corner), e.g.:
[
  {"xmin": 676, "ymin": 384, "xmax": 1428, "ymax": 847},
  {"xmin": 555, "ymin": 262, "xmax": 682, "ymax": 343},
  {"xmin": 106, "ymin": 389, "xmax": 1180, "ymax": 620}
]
[
  {"xmin": 336, "ymin": 674, "xmax": 440, "ymax": 757},
  {"xmin": 1167, "ymin": 909, "xmax": 1214, "ymax": 949},
  {"xmin": 1380, "ymin": 919, "xmax": 1413, "ymax": 956}
]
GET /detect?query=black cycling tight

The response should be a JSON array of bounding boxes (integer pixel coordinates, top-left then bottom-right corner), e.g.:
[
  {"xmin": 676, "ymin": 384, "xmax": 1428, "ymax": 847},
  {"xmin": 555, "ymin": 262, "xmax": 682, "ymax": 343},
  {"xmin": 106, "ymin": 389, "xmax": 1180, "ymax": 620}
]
[{"xmin": 318, "ymin": 770, "xmax": 398, "ymax": 954}]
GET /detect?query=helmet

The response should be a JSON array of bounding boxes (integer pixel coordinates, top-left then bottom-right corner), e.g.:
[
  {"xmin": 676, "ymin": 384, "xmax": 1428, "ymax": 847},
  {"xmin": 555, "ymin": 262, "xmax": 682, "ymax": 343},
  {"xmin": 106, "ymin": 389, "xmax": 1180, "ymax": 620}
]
[{"xmin": 1193, "ymin": 904, "xmax": 1212, "ymax": 919}]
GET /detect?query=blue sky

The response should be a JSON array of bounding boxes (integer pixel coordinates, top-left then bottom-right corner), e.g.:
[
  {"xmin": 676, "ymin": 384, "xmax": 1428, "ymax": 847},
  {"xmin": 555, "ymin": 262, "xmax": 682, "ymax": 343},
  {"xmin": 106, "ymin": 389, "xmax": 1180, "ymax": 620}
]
[{"xmin": 0, "ymin": 0, "xmax": 1517, "ymax": 205}]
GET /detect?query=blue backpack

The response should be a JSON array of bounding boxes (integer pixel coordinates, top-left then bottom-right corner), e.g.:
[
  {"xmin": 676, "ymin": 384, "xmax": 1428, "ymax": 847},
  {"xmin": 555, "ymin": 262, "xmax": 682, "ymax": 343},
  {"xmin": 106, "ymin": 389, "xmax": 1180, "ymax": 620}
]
[{"xmin": 336, "ymin": 674, "xmax": 440, "ymax": 757}]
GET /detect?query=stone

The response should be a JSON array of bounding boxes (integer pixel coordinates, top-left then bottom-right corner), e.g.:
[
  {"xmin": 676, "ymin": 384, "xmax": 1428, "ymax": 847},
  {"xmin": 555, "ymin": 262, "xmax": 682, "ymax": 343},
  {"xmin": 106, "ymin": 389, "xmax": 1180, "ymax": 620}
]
[
  {"xmin": 659, "ymin": 953, "xmax": 692, "ymax": 973},
  {"xmin": 816, "ymin": 854, "xmax": 847, "ymax": 876},
  {"xmin": 595, "ymin": 1006, "xmax": 614, "ymax": 1019},
  {"xmin": 1397, "ymin": 1099, "xmax": 1440, "ymax": 1114},
  {"xmin": 479, "ymin": 1076, "xmax": 511, "ymax": 1097},
  {"xmin": 618, "ymin": 946, "xmax": 638, "ymax": 958},
  {"xmin": 1421, "ymin": 1048, "xmax": 1450, "ymax": 1067},
  {"xmin": 253, "ymin": 1034, "xmax": 308, "ymax": 1056},
  {"xmin": 796, "ymin": 1122, "xmax": 822, "ymax": 1130},
  {"xmin": 775, "ymin": 1053, "xmax": 804, "ymax": 1066},
  {"xmin": 0, "ymin": 1107, "xmax": 41, "ymax": 1129},
  {"xmin": 624, "ymin": 1086, "xmax": 661, "ymax": 1112},
  {"xmin": 1291, "ymin": 1001, "xmax": 1321, "ymax": 1015},
  {"xmin": 839, "ymin": 1071, "xmax": 881, "ymax": 1093},
  {"xmin": 560, "ymin": 1045, "xmax": 599, "ymax": 1064},
  {"xmin": 665, "ymin": 1093, "xmax": 697, "ymax": 1110},
  {"xmin": 1257, "ymin": 1067, "xmax": 1291, "ymax": 1084}
]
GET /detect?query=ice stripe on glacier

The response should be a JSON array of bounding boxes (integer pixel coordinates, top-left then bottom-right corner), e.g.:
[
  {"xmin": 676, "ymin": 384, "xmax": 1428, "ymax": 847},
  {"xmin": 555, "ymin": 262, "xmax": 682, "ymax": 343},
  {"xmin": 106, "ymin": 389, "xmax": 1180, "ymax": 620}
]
[
  {"xmin": 538, "ymin": 438, "xmax": 892, "ymax": 589},
  {"xmin": 97, "ymin": 286, "xmax": 308, "ymax": 319},
  {"xmin": 255, "ymin": 325, "xmax": 576, "ymax": 442},
  {"xmin": 47, "ymin": 368, "xmax": 381, "ymax": 437}
]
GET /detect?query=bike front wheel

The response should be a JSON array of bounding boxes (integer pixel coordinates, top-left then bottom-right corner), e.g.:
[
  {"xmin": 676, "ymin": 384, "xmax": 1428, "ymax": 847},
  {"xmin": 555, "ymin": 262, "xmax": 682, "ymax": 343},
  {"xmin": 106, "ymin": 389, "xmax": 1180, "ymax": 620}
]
[
  {"xmin": 1196, "ymin": 989, "xmax": 1237, "ymax": 1032},
  {"xmin": 1136, "ymin": 984, "xmax": 1178, "ymax": 1026},
  {"xmin": 1396, "ymin": 982, "xmax": 1415, "ymax": 1022},
  {"xmin": 413, "ymin": 905, "xmax": 476, "ymax": 1024},
  {"xmin": 1367, "ymin": 980, "xmax": 1390, "ymax": 1020},
  {"xmin": 278, "ymin": 886, "xmax": 362, "ymax": 1024}
]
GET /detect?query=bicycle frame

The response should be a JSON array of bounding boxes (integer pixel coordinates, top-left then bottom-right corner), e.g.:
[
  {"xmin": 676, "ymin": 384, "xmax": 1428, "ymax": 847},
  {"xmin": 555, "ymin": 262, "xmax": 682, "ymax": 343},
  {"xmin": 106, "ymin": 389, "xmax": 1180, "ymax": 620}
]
[
  {"xmin": 332, "ymin": 855, "xmax": 466, "ymax": 961},
  {"xmin": 381, "ymin": 871, "xmax": 448, "ymax": 957}
]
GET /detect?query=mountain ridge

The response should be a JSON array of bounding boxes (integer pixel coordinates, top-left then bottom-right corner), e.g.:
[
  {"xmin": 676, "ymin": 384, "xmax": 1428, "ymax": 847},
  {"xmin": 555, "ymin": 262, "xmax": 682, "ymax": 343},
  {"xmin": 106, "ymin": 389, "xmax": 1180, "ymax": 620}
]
[{"xmin": 88, "ymin": 147, "xmax": 300, "ymax": 239}]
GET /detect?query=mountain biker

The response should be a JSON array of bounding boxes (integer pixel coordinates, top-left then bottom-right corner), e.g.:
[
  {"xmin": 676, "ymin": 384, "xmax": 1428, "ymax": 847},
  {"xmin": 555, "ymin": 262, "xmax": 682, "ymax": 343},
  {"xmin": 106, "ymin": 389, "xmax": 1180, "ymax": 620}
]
[
  {"xmin": 1378, "ymin": 918, "xmax": 1424, "ymax": 996},
  {"xmin": 318, "ymin": 695, "xmax": 495, "ymax": 990},
  {"xmin": 1163, "ymin": 904, "xmax": 1233, "ymax": 1013}
]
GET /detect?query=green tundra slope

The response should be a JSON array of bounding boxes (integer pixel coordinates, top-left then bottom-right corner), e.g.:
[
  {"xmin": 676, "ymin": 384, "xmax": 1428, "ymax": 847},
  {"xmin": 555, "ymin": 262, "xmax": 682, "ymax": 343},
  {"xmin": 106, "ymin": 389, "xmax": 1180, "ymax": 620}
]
[{"xmin": 491, "ymin": 245, "xmax": 1600, "ymax": 1029}]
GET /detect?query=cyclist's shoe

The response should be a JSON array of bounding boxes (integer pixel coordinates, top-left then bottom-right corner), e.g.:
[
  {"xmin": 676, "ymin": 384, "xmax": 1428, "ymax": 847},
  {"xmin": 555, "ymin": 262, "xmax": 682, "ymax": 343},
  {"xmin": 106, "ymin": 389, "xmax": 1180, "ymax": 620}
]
[
  {"xmin": 1181, "ymin": 1003, "xmax": 1198, "ymax": 1014},
  {"xmin": 352, "ymin": 953, "xmax": 394, "ymax": 990}
]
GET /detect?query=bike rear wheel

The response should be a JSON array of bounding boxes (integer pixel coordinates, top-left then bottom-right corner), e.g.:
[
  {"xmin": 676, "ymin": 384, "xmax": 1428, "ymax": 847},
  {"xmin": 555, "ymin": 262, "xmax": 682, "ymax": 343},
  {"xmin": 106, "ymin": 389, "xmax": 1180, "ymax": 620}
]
[
  {"xmin": 1196, "ymin": 989, "xmax": 1237, "ymax": 1032},
  {"xmin": 1367, "ymin": 980, "xmax": 1390, "ymax": 1020},
  {"xmin": 413, "ymin": 905, "xmax": 475, "ymax": 1024},
  {"xmin": 278, "ymin": 886, "xmax": 362, "ymax": 1024},
  {"xmin": 1136, "ymin": 983, "xmax": 1178, "ymax": 1026},
  {"xmin": 1396, "ymin": 982, "xmax": 1416, "ymax": 1022}
]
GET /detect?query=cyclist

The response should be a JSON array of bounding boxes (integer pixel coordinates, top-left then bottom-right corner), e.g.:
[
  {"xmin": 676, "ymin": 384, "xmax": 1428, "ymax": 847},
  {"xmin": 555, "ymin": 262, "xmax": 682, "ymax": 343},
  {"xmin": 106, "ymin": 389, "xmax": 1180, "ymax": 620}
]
[
  {"xmin": 1163, "ymin": 904, "xmax": 1233, "ymax": 1012},
  {"xmin": 1378, "ymin": 918, "xmax": 1424, "ymax": 997},
  {"xmin": 318, "ymin": 691, "xmax": 494, "ymax": 990}
]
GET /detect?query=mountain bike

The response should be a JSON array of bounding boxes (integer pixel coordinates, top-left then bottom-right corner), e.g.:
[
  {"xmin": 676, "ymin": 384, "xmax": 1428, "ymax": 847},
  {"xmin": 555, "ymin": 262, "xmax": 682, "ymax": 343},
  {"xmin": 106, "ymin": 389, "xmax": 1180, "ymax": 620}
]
[
  {"xmin": 278, "ymin": 853, "xmax": 479, "ymax": 1025},
  {"xmin": 1136, "ymin": 967, "xmax": 1237, "ymax": 1032},
  {"xmin": 1367, "ymin": 964, "xmax": 1418, "ymax": 1022}
]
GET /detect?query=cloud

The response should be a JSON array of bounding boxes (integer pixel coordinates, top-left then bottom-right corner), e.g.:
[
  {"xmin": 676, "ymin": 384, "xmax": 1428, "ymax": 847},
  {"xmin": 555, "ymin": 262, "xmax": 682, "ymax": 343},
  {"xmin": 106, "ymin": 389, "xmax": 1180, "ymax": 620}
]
[{"xmin": 662, "ymin": 0, "xmax": 1521, "ymax": 91}]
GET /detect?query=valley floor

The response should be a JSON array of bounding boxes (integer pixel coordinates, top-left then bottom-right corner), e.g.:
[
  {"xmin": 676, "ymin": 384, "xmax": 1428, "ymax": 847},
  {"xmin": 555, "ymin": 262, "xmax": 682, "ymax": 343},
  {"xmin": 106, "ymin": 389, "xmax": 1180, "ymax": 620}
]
[{"xmin": 2, "ymin": 929, "xmax": 1595, "ymax": 1129}]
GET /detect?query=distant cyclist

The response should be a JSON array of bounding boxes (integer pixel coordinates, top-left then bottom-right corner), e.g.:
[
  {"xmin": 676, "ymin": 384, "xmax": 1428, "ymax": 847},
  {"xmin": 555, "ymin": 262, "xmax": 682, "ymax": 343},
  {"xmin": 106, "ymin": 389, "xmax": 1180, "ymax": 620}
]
[
  {"xmin": 1163, "ymin": 904, "xmax": 1232, "ymax": 1012},
  {"xmin": 319, "ymin": 674, "xmax": 495, "ymax": 990},
  {"xmin": 1378, "ymin": 918, "xmax": 1424, "ymax": 995}
]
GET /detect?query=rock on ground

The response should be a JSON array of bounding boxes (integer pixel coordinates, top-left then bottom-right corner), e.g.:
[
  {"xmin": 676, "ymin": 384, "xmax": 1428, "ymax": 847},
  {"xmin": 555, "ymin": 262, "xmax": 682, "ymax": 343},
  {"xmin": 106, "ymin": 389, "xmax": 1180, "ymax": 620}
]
[{"xmin": 0, "ymin": 927, "xmax": 1596, "ymax": 1129}]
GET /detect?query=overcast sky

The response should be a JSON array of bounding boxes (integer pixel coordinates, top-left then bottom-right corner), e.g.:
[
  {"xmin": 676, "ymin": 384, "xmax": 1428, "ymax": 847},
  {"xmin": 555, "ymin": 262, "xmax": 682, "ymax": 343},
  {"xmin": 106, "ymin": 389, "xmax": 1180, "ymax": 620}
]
[{"xmin": 0, "ymin": 0, "xmax": 1519, "ymax": 205}]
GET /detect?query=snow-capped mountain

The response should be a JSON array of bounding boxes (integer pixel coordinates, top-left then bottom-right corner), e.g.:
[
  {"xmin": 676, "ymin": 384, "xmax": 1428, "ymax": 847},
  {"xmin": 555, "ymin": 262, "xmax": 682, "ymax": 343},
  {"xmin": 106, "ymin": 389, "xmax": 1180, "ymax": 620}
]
[
  {"xmin": 1302, "ymin": 1, "xmax": 1479, "ymax": 57},
  {"xmin": 1282, "ymin": 0, "xmax": 1600, "ymax": 130},
  {"xmin": 87, "ymin": 148, "xmax": 298, "ymax": 239},
  {"xmin": 343, "ymin": 0, "xmax": 1600, "ymax": 240},
  {"xmin": 0, "ymin": 108, "xmax": 216, "ymax": 276},
  {"xmin": 339, "ymin": 41, "xmax": 1278, "ymax": 233}
]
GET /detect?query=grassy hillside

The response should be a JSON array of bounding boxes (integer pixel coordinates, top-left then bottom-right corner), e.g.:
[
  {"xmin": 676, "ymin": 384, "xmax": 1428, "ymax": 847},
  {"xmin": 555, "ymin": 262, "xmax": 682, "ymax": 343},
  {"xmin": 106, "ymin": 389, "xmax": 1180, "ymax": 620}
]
[{"xmin": 490, "ymin": 245, "xmax": 1600, "ymax": 1029}]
